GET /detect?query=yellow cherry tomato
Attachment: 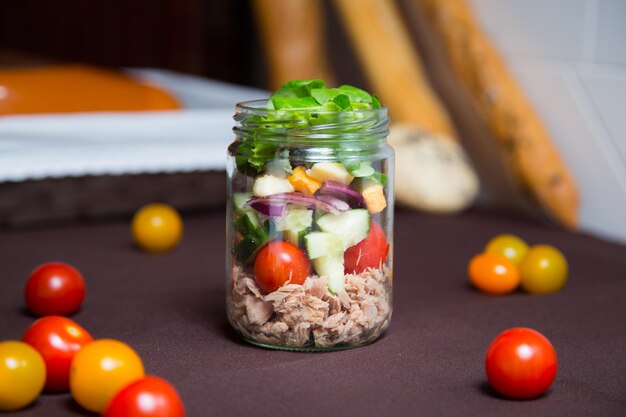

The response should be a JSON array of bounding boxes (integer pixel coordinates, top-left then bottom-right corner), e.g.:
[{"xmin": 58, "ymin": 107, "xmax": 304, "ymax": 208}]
[
  {"xmin": 131, "ymin": 203, "xmax": 183, "ymax": 253},
  {"xmin": 0, "ymin": 341, "xmax": 46, "ymax": 411},
  {"xmin": 70, "ymin": 339, "xmax": 144, "ymax": 413},
  {"xmin": 520, "ymin": 245, "xmax": 568, "ymax": 294},
  {"xmin": 468, "ymin": 253, "xmax": 521, "ymax": 295},
  {"xmin": 484, "ymin": 234, "xmax": 529, "ymax": 265}
]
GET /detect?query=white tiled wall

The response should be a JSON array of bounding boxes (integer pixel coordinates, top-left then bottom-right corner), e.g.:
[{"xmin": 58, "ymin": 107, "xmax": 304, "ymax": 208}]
[
  {"xmin": 469, "ymin": 0, "xmax": 626, "ymax": 244},
  {"xmin": 596, "ymin": 0, "xmax": 626, "ymax": 65}
]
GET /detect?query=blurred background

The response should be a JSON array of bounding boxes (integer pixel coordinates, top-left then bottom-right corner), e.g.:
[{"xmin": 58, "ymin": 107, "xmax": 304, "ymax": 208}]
[{"xmin": 0, "ymin": 0, "xmax": 624, "ymax": 243}]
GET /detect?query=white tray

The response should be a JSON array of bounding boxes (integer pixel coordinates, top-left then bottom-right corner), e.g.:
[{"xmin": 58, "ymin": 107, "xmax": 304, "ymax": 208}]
[{"xmin": 0, "ymin": 69, "xmax": 268, "ymax": 182}]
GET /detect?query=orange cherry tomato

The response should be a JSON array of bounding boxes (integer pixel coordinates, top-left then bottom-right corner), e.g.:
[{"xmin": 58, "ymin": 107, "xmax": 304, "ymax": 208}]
[
  {"xmin": 254, "ymin": 241, "xmax": 311, "ymax": 293},
  {"xmin": 22, "ymin": 316, "xmax": 93, "ymax": 392},
  {"xmin": 468, "ymin": 253, "xmax": 521, "ymax": 295},
  {"xmin": 70, "ymin": 339, "xmax": 144, "ymax": 413}
]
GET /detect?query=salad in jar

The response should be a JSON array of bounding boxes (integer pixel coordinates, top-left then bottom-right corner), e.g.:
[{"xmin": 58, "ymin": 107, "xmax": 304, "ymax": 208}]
[{"xmin": 227, "ymin": 80, "xmax": 393, "ymax": 350}]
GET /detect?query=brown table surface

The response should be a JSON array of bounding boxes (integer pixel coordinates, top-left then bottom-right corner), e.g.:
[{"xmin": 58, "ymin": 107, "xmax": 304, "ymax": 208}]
[{"xmin": 1, "ymin": 208, "xmax": 625, "ymax": 416}]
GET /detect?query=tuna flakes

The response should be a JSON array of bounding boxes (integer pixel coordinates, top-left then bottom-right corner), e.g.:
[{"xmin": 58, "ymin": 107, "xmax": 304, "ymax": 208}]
[{"xmin": 229, "ymin": 266, "xmax": 392, "ymax": 349}]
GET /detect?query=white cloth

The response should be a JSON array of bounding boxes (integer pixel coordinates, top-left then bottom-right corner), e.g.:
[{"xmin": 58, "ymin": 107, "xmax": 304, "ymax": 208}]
[{"xmin": 0, "ymin": 69, "xmax": 268, "ymax": 182}]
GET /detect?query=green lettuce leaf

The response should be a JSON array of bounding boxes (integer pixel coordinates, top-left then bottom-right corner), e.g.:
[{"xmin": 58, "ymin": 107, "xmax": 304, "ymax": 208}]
[
  {"xmin": 348, "ymin": 161, "xmax": 376, "ymax": 177},
  {"xmin": 271, "ymin": 96, "xmax": 320, "ymax": 110},
  {"xmin": 236, "ymin": 80, "xmax": 385, "ymax": 175},
  {"xmin": 371, "ymin": 94, "xmax": 381, "ymax": 109},
  {"xmin": 337, "ymin": 85, "xmax": 373, "ymax": 103},
  {"xmin": 272, "ymin": 79, "xmax": 327, "ymax": 98},
  {"xmin": 332, "ymin": 94, "xmax": 351, "ymax": 111}
]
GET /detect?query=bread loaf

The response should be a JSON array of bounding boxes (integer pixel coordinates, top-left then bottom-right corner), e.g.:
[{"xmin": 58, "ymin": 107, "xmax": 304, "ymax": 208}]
[
  {"xmin": 389, "ymin": 125, "xmax": 480, "ymax": 213},
  {"xmin": 334, "ymin": 0, "xmax": 455, "ymax": 139},
  {"xmin": 334, "ymin": 0, "xmax": 479, "ymax": 213},
  {"xmin": 252, "ymin": 0, "xmax": 334, "ymax": 90},
  {"xmin": 414, "ymin": 0, "xmax": 579, "ymax": 228}
]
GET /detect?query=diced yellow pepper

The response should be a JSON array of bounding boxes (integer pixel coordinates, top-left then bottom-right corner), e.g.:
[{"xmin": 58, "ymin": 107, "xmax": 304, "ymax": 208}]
[
  {"xmin": 288, "ymin": 166, "xmax": 323, "ymax": 195},
  {"xmin": 362, "ymin": 183, "xmax": 387, "ymax": 214}
]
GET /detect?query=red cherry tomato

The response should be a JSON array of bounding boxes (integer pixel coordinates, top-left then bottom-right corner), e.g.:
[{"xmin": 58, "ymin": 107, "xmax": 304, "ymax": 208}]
[
  {"xmin": 22, "ymin": 316, "xmax": 93, "ymax": 392},
  {"xmin": 24, "ymin": 262, "xmax": 86, "ymax": 316},
  {"xmin": 486, "ymin": 327, "xmax": 558, "ymax": 399},
  {"xmin": 344, "ymin": 220, "xmax": 389, "ymax": 274},
  {"xmin": 103, "ymin": 376, "xmax": 185, "ymax": 417},
  {"xmin": 254, "ymin": 241, "xmax": 311, "ymax": 293}
]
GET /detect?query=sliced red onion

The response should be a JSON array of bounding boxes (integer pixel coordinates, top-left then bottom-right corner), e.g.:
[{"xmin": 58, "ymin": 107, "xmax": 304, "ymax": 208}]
[
  {"xmin": 317, "ymin": 180, "xmax": 365, "ymax": 208},
  {"xmin": 249, "ymin": 202, "xmax": 285, "ymax": 217},
  {"xmin": 266, "ymin": 192, "xmax": 318, "ymax": 209},
  {"xmin": 245, "ymin": 193, "xmax": 316, "ymax": 212},
  {"xmin": 315, "ymin": 194, "xmax": 350, "ymax": 211},
  {"xmin": 244, "ymin": 191, "xmax": 349, "ymax": 216}
]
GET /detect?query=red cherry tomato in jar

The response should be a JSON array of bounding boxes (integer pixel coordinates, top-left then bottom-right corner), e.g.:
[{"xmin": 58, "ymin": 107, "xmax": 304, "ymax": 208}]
[
  {"xmin": 344, "ymin": 220, "xmax": 389, "ymax": 274},
  {"xmin": 22, "ymin": 316, "xmax": 93, "ymax": 392},
  {"xmin": 103, "ymin": 376, "xmax": 185, "ymax": 417},
  {"xmin": 254, "ymin": 241, "xmax": 311, "ymax": 293},
  {"xmin": 24, "ymin": 262, "xmax": 86, "ymax": 316},
  {"xmin": 486, "ymin": 327, "xmax": 558, "ymax": 399}
]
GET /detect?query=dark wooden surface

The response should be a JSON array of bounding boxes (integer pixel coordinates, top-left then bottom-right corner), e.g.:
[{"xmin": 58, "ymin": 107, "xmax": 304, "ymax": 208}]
[{"xmin": 0, "ymin": 208, "xmax": 624, "ymax": 416}]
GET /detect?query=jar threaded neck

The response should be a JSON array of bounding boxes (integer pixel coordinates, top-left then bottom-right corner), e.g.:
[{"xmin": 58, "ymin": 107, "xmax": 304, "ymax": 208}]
[{"xmin": 233, "ymin": 99, "xmax": 390, "ymax": 145}]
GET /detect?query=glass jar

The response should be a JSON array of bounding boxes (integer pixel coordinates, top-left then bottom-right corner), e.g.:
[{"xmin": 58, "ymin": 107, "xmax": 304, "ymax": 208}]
[{"xmin": 226, "ymin": 100, "xmax": 394, "ymax": 351}]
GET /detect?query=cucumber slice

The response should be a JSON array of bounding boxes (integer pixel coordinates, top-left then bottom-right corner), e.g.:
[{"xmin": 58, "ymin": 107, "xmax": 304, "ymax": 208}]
[
  {"xmin": 234, "ymin": 211, "xmax": 260, "ymax": 235},
  {"xmin": 276, "ymin": 208, "xmax": 313, "ymax": 232},
  {"xmin": 233, "ymin": 192, "xmax": 252, "ymax": 215},
  {"xmin": 304, "ymin": 232, "xmax": 346, "ymax": 293},
  {"xmin": 284, "ymin": 228, "xmax": 310, "ymax": 247},
  {"xmin": 314, "ymin": 208, "xmax": 326, "ymax": 222},
  {"xmin": 233, "ymin": 222, "xmax": 269, "ymax": 264},
  {"xmin": 234, "ymin": 237, "xmax": 258, "ymax": 264},
  {"xmin": 316, "ymin": 209, "xmax": 370, "ymax": 250},
  {"xmin": 276, "ymin": 209, "xmax": 314, "ymax": 247},
  {"xmin": 265, "ymin": 218, "xmax": 280, "ymax": 238},
  {"xmin": 312, "ymin": 254, "xmax": 345, "ymax": 294},
  {"xmin": 304, "ymin": 232, "xmax": 343, "ymax": 259}
]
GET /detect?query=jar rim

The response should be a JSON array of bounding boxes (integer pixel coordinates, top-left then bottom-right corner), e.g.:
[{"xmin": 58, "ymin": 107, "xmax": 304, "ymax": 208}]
[{"xmin": 233, "ymin": 99, "xmax": 390, "ymax": 143}]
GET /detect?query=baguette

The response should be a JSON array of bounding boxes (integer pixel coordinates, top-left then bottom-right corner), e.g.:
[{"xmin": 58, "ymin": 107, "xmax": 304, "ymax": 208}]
[
  {"xmin": 334, "ymin": 0, "xmax": 479, "ymax": 213},
  {"xmin": 414, "ymin": 0, "xmax": 579, "ymax": 228},
  {"xmin": 333, "ymin": 0, "xmax": 455, "ymax": 139},
  {"xmin": 252, "ymin": 0, "xmax": 334, "ymax": 90}
]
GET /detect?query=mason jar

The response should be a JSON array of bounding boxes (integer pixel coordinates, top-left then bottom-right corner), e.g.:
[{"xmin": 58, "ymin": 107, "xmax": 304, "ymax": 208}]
[{"xmin": 226, "ymin": 99, "xmax": 394, "ymax": 351}]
